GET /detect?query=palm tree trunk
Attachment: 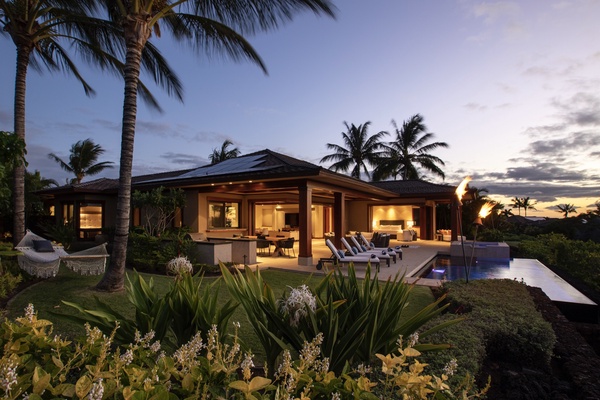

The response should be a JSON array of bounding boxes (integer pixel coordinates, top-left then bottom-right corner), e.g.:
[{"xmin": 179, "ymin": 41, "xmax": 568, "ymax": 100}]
[
  {"xmin": 96, "ymin": 21, "xmax": 149, "ymax": 291},
  {"xmin": 12, "ymin": 46, "xmax": 31, "ymax": 246}
]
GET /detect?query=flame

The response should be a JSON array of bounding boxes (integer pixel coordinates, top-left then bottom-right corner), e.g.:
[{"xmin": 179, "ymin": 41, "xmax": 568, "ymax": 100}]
[
  {"xmin": 478, "ymin": 201, "xmax": 495, "ymax": 219},
  {"xmin": 455, "ymin": 176, "xmax": 471, "ymax": 203}
]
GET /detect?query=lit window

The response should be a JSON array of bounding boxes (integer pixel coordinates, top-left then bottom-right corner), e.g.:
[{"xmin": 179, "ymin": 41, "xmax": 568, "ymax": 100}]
[{"xmin": 209, "ymin": 201, "xmax": 239, "ymax": 228}]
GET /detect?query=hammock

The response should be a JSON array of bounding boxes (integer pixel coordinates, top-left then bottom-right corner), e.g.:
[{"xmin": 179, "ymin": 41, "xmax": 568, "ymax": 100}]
[{"xmin": 15, "ymin": 230, "xmax": 109, "ymax": 278}]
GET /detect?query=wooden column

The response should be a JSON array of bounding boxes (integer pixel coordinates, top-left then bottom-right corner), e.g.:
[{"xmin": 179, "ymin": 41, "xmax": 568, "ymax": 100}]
[
  {"xmin": 298, "ymin": 185, "xmax": 313, "ymax": 266},
  {"xmin": 333, "ymin": 192, "xmax": 345, "ymax": 248}
]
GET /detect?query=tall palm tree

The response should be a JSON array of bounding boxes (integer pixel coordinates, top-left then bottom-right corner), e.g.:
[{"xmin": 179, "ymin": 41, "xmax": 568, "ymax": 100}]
[
  {"xmin": 521, "ymin": 196, "xmax": 537, "ymax": 217},
  {"xmin": 1, "ymin": 0, "xmax": 100, "ymax": 245},
  {"xmin": 510, "ymin": 197, "xmax": 523, "ymax": 216},
  {"xmin": 556, "ymin": 203, "xmax": 576, "ymax": 218},
  {"xmin": 48, "ymin": 138, "xmax": 114, "ymax": 184},
  {"xmin": 95, "ymin": 0, "xmax": 336, "ymax": 292},
  {"xmin": 373, "ymin": 114, "xmax": 449, "ymax": 181},
  {"xmin": 209, "ymin": 139, "xmax": 240, "ymax": 164},
  {"xmin": 320, "ymin": 121, "xmax": 387, "ymax": 179}
]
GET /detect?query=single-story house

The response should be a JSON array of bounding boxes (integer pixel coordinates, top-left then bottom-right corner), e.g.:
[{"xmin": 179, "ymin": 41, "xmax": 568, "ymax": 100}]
[{"xmin": 38, "ymin": 149, "xmax": 467, "ymax": 266}]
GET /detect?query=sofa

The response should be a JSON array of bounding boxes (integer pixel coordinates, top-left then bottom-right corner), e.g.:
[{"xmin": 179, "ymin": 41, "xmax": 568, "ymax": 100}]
[{"xmin": 376, "ymin": 225, "xmax": 403, "ymax": 239}]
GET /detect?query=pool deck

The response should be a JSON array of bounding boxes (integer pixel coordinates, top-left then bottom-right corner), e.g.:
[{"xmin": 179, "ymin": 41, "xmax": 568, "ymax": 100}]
[
  {"xmin": 253, "ymin": 238, "xmax": 450, "ymax": 285},
  {"xmin": 251, "ymin": 238, "xmax": 597, "ymax": 310}
]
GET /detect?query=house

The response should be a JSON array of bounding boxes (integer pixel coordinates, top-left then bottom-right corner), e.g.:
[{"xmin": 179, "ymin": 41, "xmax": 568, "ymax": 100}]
[{"xmin": 38, "ymin": 149, "xmax": 464, "ymax": 266}]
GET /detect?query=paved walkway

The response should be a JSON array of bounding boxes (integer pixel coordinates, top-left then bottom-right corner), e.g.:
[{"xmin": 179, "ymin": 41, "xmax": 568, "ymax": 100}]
[{"xmin": 251, "ymin": 238, "xmax": 450, "ymax": 286}]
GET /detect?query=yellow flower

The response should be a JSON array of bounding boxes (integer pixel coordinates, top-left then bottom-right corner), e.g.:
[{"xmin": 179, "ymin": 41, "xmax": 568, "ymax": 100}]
[{"xmin": 376, "ymin": 353, "xmax": 403, "ymax": 374}]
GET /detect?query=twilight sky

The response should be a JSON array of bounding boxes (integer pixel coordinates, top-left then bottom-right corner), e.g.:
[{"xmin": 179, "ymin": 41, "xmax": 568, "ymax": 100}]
[{"xmin": 1, "ymin": 0, "xmax": 599, "ymax": 217}]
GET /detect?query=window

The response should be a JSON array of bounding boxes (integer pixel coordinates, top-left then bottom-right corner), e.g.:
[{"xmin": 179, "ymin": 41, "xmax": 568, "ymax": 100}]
[
  {"xmin": 412, "ymin": 208, "xmax": 420, "ymax": 227},
  {"xmin": 209, "ymin": 201, "xmax": 239, "ymax": 228},
  {"xmin": 79, "ymin": 202, "xmax": 104, "ymax": 240},
  {"xmin": 62, "ymin": 203, "xmax": 74, "ymax": 224}
]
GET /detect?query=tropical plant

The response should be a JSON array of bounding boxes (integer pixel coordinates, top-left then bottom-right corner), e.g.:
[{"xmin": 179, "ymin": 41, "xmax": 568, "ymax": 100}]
[
  {"xmin": 59, "ymin": 270, "xmax": 237, "ymax": 351},
  {"xmin": 131, "ymin": 186, "xmax": 185, "ymax": 236},
  {"xmin": 320, "ymin": 121, "xmax": 387, "ymax": 179},
  {"xmin": 48, "ymin": 138, "xmax": 114, "ymax": 184},
  {"xmin": 0, "ymin": 0, "xmax": 105, "ymax": 246},
  {"xmin": 96, "ymin": 0, "xmax": 337, "ymax": 292},
  {"xmin": 510, "ymin": 197, "xmax": 523, "ymax": 216},
  {"xmin": 209, "ymin": 139, "xmax": 241, "ymax": 164},
  {"xmin": 372, "ymin": 114, "xmax": 448, "ymax": 181},
  {"xmin": 556, "ymin": 203, "xmax": 577, "ymax": 218},
  {"xmin": 220, "ymin": 263, "xmax": 457, "ymax": 376},
  {"xmin": 1, "ymin": 304, "xmax": 488, "ymax": 400},
  {"xmin": 521, "ymin": 196, "xmax": 537, "ymax": 217}
]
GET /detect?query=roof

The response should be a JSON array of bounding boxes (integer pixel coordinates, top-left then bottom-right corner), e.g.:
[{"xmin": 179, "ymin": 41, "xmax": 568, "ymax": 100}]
[
  {"xmin": 38, "ymin": 150, "xmax": 456, "ymax": 202},
  {"xmin": 369, "ymin": 179, "xmax": 457, "ymax": 196}
]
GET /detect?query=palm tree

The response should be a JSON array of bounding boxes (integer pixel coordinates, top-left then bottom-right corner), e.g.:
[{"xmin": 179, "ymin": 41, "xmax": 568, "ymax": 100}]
[
  {"xmin": 521, "ymin": 197, "xmax": 537, "ymax": 217},
  {"xmin": 556, "ymin": 203, "xmax": 577, "ymax": 218},
  {"xmin": 209, "ymin": 140, "xmax": 240, "ymax": 164},
  {"xmin": 510, "ymin": 197, "xmax": 523, "ymax": 216},
  {"xmin": 320, "ymin": 121, "xmax": 387, "ymax": 179},
  {"xmin": 48, "ymin": 139, "xmax": 114, "ymax": 184},
  {"xmin": 1, "ymin": 0, "xmax": 101, "ymax": 245},
  {"xmin": 95, "ymin": 0, "xmax": 336, "ymax": 292},
  {"xmin": 372, "ymin": 114, "xmax": 448, "ymax": 181}
]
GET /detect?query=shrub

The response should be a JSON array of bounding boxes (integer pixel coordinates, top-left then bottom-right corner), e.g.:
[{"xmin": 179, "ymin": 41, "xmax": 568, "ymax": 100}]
[
  {"xmin": 437, "ymin": 279, "xmax": 556, "ymax": 369},
  {"xmin": 0, "ymin": 304, "xmax": 488, "ymax": 399},
  {"xmin": 519, "ymin": 233, "xmax": 600, "ymax": 291},
  {"xmin": 220, "ymin": 263, "xmax": 461, "ymax": 376}
]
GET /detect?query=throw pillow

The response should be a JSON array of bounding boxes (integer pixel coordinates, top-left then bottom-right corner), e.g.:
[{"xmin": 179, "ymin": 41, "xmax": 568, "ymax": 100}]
[{"xmin": 33, "ymin": 239, "xmax": 55, "ymax": 253}]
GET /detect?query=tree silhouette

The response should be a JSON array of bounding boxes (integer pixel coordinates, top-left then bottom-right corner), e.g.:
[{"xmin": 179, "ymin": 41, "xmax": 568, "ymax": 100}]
[
  {"xmin": 48, "ymin": 139, "xmax": 114, "ymax": 184},
  {"xmin": 521, "ymin": 197, "xmax": 537, "ymax": 217},
  {"xmin": 209, "ymin": 140, "xmax": 241, "ymax": 164},
  {"xmin": 372, "ymin": 114, "xmax": 448, "ymax": 181},
  {"xmin": 320, "ymin": 121, "xmax": 387, "ymax": 180},
  {"xmin": 95, "ymin": 0, "xmax": 336, "ymax": 292},
  {"xmin": 556, "ymin": 203, "xmax": 577, "ymax": 218}
]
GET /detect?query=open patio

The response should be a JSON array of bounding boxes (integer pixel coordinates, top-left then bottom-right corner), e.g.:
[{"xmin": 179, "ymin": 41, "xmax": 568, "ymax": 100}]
[{"xmin": 252, "ymin": 237, "xmax": 450, "ymax": 284}]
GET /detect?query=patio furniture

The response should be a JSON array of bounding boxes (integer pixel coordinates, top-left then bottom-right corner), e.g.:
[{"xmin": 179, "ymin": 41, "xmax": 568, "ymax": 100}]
[
  {"xmin": 15, "ymin": 230, "xmax": 109, "ymax": 278},
  {"xmin": 279, "ymin": 237, "xmax": 296, "ymax": 257},
  {"xmin": 358, "ymin": 233, "xmax": 402, "ymax": 260},
  {"xmin": 325, "ymin": 239, "xmax": 380, "ymax": 272},
  {"xmin": 341, "ymin": 237, "xmax": 390, "ymax": 267},
  {"xmin": 256, "ymin": 239, "xmax": 271, "ymax": 255},
  {"xmin": 349, "ymin": 236, "xmax": 398, "ymax": 263}
]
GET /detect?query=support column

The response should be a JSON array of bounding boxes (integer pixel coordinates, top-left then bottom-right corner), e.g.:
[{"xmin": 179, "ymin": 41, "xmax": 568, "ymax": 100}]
[
  {"xmin": 333, "ymin": 192, "xmax": 345, "ymax": 249},
  {"xmin": 298, "ymin": 185, "xmax": 313, "ymax": 266}
]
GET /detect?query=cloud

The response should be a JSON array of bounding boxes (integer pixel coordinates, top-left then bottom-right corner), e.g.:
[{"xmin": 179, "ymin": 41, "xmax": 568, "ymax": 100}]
[
  {"xmin": 160, "ymin": 152, "xmax": 208, "ymax": 166},
  {"xmin": 464, "ymin": 102, "xmax": 487, "ymax": 111},
  {"xmin": 469, "ymin": 1, "xmax": 521, "ymax": 24}
]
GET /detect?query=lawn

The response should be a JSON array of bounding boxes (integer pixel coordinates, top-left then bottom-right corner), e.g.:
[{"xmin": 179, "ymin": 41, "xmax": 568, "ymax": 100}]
[{"xmin": 5, "ymin": 266, "xmax": 436, "ymax": 363}]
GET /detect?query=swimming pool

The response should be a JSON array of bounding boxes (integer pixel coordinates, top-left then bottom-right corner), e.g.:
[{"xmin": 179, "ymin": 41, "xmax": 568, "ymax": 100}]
[{"xmin": 418, "ymin": 255, "xmax": 597, "ymax": 322}]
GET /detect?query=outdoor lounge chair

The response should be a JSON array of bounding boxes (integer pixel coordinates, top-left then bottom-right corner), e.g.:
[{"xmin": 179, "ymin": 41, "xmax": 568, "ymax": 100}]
[
  {"xmin": 341, "ymin": 237, "xmax": 391, "ymax": 267},
  {"xmin": 359, "ymin": 233, "xmax": 402, "ymax": 260},
  {"xmin": 349, "ymin": 236, "xmax": 398, "ymax": 263},
  {"xmin": 15, "ymin": 230, "xmax": 109, "ymax": 278},
  {"xmin": 325, "ymin": 239, "xmax": 380, "ymax": 272}
]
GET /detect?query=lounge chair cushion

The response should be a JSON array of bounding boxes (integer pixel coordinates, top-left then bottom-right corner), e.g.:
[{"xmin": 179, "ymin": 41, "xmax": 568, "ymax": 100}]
[
  {"xmin": 338, "ymin": 250, "xmax": 345, "ymax": 259},
  {"xmin": 33, "ymin": 239, "xmax": 55, "ymax": 253}
]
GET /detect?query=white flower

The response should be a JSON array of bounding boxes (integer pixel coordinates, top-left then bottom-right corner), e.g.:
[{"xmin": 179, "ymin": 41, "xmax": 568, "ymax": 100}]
[
  {"xmin": 167, "ymin": 256, "xmax": 193, "ymax": 276},
  {"xmin": 443, "ymin": 358, "xmax": 458, "ymax": 376},
  {"xmin": 0, "ymin": 359, "xmax": 18, "ymax": 393},
  {"xmin": 87, "ymin": 378, "xmax": 104, "ymax": 400},
  {"xmin": 278, "ymin": 285, "xmax": 317, "ymax": 327},
  {"xmin": 24, "ymin": 304, "xmax": 35, "ymax": 323}
]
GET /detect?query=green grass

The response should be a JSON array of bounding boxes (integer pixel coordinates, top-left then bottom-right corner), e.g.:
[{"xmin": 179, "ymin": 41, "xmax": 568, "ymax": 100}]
[{"xmin": 5, "ymin": 266, "xmax": 435, "ymax": 362}]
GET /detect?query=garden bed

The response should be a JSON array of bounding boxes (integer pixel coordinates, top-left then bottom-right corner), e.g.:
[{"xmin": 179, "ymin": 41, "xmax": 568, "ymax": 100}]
[{"xmin": 481, "ymin": 286, "xmax": 600, "ymax": 400}]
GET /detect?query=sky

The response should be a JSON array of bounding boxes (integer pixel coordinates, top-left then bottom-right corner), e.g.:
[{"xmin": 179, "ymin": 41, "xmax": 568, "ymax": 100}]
[{"xmin": 1, "ymin": 0, "xmax": 599, "ymax": 218}]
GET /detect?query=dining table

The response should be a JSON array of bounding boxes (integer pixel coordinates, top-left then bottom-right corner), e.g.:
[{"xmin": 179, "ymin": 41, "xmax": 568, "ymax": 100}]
[{"xmin": 264, "ymin": 236, "xmax": 287, "ymax": 256}]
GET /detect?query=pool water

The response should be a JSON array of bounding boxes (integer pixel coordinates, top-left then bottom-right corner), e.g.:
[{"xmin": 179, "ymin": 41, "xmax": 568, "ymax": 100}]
[
  {"xmin": 420, "ymin": 256, "xmax": 596, "ymax": 310},
  {"xmin": 423, "ymin": 256, "xmax": 512, "ymax": 281}
]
